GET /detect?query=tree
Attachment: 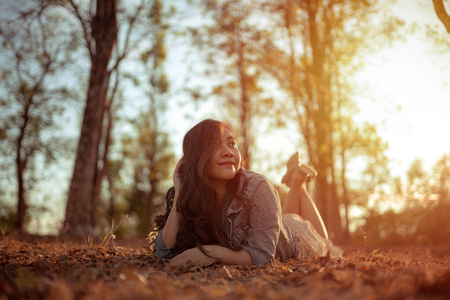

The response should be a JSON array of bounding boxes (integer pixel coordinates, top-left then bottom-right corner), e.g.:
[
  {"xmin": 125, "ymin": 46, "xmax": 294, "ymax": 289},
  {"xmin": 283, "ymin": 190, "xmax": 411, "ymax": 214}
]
[
  {"xmin": 259, "ymin": 0, "xmax": 400, "ymax": 241},
  {"xmin": 0, "ymin": 1, "xmax": 77, "ymax": 232},
  {"xmin": 186, "ymin": 0, "xmax": 268, "ymax": 168},
  {"xmin": 90, "ymin": 0, "xmax": 167, "ymax": 229},
  {"xmin": 116, "ymin": 112, "xmax": 175, "ymax": 237},
  {"xmin": 336, "ymin": 119, "xmax": 389, "ymax": 239},
  {"xmin": 62, "ymin": 0, "xmax": 118, "ymax": 238},
  {"xmin": 432, "ymin": 155, "xmax": 450, "ymax": 204},
  {"xmin": 61, "ymin": 0, "xmax": 172, "ymax": 238},
  {"xmin": 432, "ymin": 0, "xmax": 450, "ymax": 33},
  {"xmin": 99, "ymin": 0, "xmax": 175, "ymax": 236},
  {"xmin": 357, "ymin": 155, "xmax": 450, "ymax": 245}
]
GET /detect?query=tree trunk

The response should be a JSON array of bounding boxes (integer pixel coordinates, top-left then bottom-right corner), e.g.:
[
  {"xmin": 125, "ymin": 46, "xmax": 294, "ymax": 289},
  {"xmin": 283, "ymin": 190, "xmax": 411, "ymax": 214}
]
[
  {"xmin": 92, "ymin": 99, "xmax": 113, "ymax": 227},
  {"xmin": 15, "ymin": 152, "xmax": 26, "ymax": 233},
  {"xmin": 107, "ymin": 167, "xmax": 116, "ymax": 220},
  {"xmin": 236, "ymin": 29, "xmax": 251, "ymax": 169},
  {"xmin": 307, "ymin": 0, "xmax": 343, "ymax": 241},
  {"xmin": 62, "ymin": 0, "xmax": 117, "ymax": 238},
  {"xmin": 340, "ymin": 147, "xmax": 350, "ymax": 240},
  {"xmin": 14, "ymin": 97, "xmax": 32, "ymax": 232}
]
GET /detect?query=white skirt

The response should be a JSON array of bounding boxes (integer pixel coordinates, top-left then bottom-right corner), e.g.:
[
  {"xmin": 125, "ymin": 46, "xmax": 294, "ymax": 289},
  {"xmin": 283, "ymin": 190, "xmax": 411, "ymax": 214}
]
[{"xmin": 283, "ymin": 213, "xmax": 343, "ymax": 259}]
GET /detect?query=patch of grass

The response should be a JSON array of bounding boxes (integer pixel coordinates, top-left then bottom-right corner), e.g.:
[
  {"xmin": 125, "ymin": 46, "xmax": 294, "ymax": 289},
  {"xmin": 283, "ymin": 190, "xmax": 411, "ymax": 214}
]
[{"xmin": 82, "ymin": 208, "xmax": 129, "ymax": 250}]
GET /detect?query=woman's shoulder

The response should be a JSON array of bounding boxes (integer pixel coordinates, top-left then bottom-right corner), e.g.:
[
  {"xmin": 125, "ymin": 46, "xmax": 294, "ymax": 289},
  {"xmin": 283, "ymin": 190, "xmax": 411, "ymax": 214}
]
[
  {"xmin": 241, "ymin": 168, "xmax": 270, "ymax": 183},
  {"xmin": 240, "ymin": 169, "xmax": 277, "ymax": 196}
]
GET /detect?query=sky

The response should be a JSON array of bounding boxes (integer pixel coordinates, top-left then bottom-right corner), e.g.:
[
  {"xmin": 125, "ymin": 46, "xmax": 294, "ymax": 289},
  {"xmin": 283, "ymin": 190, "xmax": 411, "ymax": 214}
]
[{"xmin": 352, "ymin": 0, "xmax": 450, "ymax": 179}]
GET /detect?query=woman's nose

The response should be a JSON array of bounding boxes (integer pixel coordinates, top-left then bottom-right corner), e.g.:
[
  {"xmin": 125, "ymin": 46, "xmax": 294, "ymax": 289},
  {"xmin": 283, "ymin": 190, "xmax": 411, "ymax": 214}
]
[{"xmin": 222, "ymin": 145, "xmax": 234, "ymax": 157}]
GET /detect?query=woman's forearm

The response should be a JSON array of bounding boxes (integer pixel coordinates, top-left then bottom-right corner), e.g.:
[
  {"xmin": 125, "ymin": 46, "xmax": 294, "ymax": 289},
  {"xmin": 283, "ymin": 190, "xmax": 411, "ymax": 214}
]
[
  {"xmin": 204, "ymin": 245, "xmax": 252, "ymax": 265},
  {"xmin": 161, "ymin": 194, "xmax": 179, "ymax": 248},
  {"xmin": 169, "ymin": 245, "xmax": 252, "ymax": 268}
]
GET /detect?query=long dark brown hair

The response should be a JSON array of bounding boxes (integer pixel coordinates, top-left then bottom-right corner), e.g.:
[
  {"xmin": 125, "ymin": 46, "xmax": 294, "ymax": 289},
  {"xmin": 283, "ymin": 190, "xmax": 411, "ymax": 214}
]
[{"xmin": 153, "ymin": 119, "xmax": 245, "ymax": 255}]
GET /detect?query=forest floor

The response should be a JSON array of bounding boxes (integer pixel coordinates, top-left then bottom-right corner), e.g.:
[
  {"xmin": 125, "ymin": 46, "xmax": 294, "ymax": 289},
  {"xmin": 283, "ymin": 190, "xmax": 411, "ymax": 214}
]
[{"xmin": 1, "ymin": 233, "xmax": 449, "ymax": 300}]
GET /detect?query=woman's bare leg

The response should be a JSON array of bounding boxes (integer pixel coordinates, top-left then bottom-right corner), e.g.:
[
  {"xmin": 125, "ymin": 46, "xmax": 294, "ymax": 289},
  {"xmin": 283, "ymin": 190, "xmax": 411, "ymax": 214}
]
[{"xmin": 282, "ymin": 170, "xmax": 329, "ymax": 239}]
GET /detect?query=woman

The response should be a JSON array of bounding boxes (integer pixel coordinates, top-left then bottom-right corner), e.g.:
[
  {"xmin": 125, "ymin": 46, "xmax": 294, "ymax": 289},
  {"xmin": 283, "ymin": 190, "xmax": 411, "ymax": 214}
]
[{"xmin": 153, "ymin": 119, "xmax": 342, "ymax": 267}]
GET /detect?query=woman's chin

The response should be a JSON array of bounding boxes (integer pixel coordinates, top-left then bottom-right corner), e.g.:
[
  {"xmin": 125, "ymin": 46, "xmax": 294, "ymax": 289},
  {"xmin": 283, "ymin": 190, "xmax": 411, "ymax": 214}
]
[{"xmin": 215, "ymin": 171, "xmax": 237, "ymax": 181}]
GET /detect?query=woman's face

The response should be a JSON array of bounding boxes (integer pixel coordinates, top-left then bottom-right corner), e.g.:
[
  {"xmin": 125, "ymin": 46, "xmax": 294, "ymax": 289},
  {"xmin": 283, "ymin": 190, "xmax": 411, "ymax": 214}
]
[{"xmin": 207, "ymin": 127, "xmax": 241, "ymax": 186}]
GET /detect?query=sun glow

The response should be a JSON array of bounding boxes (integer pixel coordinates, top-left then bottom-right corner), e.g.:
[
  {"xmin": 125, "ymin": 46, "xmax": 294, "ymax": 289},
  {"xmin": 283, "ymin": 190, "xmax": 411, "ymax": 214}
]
[
  {"xmin": 257, "ymin": 2, "xmax": 450, "ymax": 184},
  {"xmin": 353, "ymin": 38, "xmax": 450, "ymax": 179}
]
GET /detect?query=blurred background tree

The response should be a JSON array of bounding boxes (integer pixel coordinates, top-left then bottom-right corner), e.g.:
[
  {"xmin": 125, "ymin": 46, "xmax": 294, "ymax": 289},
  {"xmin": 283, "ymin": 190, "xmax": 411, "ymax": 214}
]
[
  {"xmin": 61, "ymin": 0, "xmax": 171, "ymax": 238},
  {"xmin": 183, "ymin": 0, "xmax": 271, "ymax": 169},
  {"xmin": 61, "ymin": 0, "xmax": 119, "ymax": 238},
  {"xmin": 252, "ymin": 0, "xmax": 401, "ymax": 241},
  {"xmin": 0, "ymin": 1, "xmax": 78, "ymax": 232},
  {"xmin": 97, "ymin": 3, "xmax": 176, "ymax": 237},
  {"xmin": 356, "ymin": 155, "xmax": 450, "ymax": 245}
]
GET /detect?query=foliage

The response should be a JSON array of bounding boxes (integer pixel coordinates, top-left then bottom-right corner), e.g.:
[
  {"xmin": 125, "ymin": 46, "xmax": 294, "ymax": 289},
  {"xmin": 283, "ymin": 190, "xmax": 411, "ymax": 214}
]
[
  {"xmin": 356, "ymin": 202, "xmax": 450, "ymax": 246},
  {"xmin": 355, "ymin": 154, "xmax": 450, "ymax": 246},
  {"xmin": 0, "ymin": 203, "xmax": 15, "ymax": 234},
  {"xmin": 103, "ymin": 109, "xmax": 175, "ymax": 238}
]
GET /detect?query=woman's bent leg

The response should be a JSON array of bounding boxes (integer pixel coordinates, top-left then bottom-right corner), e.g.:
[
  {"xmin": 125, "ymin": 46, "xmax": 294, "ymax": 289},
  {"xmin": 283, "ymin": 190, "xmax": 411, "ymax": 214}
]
[
  {"xmin": 282, "ymin": 170, "xmax": 329, "ymax": 239},
  {"xmin": 298, "ymin": 186, "xmax": 328, "ymax": 239}
]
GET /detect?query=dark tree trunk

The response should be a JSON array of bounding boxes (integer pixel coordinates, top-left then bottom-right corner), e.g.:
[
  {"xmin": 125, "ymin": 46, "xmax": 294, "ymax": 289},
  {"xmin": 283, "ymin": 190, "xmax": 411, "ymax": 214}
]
[
  {"xmin": 15, "ymin": 153, "xmax": 26, "ymax": 232},
  {"xmin": 62, "ymin": 0, "xmax": 117, "ymax": 238},
  {"xmin": 92, "ymin": 100, "xmax": 113, "ymax": 227},
  {"xmin": 107, "ymin": 168, "xmax": 116, "ymax": 221},
  {"xmin": 14, "ymin": 97, "xmax": 32, "ymax": 232}
]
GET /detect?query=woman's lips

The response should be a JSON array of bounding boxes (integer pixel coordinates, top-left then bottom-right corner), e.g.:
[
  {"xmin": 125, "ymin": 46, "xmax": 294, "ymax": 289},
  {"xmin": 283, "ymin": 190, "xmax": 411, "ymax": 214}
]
[{"xmin": 218, "ymin": 161, "xmax": 235, "ymax": 166}]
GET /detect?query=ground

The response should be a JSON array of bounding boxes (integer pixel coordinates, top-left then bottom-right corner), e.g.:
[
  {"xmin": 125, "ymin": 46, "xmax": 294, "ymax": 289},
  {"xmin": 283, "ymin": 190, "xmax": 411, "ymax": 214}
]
[{"xmin": 1, "ymin": 234, "xmax": 449, "ymax": 300}]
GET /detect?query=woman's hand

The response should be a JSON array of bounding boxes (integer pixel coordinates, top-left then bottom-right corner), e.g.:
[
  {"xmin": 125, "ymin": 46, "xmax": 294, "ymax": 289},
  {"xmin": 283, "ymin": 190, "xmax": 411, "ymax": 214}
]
[
  {"xmin": 168, "ymin": 247, "xmax": 218, "ymax": 269},
  {"xmin": 161, "ymin": 157, "xmax": 184, "ymax": 248},
  {"xmin": 290, "ymin": 168, "xmax": 308, "ymax": 188},
  {"xmin": 173, "ymin": 157, "xmax": 184, "ymax": 194}
]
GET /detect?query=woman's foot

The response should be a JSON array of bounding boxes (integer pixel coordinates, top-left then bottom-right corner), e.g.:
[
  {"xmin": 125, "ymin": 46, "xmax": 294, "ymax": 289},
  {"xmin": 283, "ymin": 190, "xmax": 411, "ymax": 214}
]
[
  {"xmin": 281, "ymin": 152, "xmax": 318, "ymax": 188},
  {"xmin": 281, "ymin": 152, "xmax": 300, "ymax": 187},
  {"xmin": 298, "ymin": 164, "xmax": 317, "ymax": 182}
]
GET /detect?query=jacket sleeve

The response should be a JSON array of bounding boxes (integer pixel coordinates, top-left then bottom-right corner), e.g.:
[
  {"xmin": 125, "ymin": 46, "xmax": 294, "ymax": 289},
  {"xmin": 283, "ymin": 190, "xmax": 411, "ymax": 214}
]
[
  {"xmin": 154, "ymin": 229, "xmax": 176, "ymax": 259},
  {"xmin": 241, "ymin": 177, "xmax": 282, "ymax": 266}
]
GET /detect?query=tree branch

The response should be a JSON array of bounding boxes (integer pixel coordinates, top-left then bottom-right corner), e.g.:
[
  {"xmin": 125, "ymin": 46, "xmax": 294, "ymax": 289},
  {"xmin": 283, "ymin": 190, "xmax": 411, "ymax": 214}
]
[
  {"xmin": 432, "ymin": 0, "xmax": 450, "ymax": 33},
  {"xmin": 68, "ymin": 0, "xmax": 94, "ymax": 58}
]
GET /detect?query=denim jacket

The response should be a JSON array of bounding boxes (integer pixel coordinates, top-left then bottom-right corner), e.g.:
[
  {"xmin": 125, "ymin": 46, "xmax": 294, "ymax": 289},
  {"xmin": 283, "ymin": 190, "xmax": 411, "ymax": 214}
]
[{"xmin": 155, "ymin": 169, "xmax": 294, "ymax": 266}]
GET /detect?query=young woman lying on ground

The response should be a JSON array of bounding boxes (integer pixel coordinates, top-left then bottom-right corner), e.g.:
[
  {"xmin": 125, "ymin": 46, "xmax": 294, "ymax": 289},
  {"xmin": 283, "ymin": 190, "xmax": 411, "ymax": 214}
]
[{"xmin": 152, "ymin": 119, "xmax": 342, "ymax": 267}]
